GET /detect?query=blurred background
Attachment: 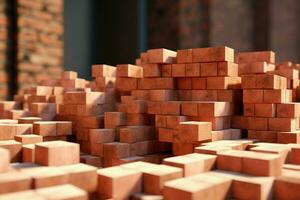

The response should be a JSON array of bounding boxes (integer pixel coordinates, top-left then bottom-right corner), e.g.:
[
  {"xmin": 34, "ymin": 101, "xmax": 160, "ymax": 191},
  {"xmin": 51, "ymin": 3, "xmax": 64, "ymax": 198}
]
[{"xmin": 0, "ymin": 0, "xmax": 300, "ymax": 99}]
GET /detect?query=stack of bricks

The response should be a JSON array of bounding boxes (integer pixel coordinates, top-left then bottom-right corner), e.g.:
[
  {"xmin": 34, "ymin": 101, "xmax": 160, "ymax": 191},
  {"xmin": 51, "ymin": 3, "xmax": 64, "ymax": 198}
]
[
  {"xmin": 234, "ymin": 51, "xmax": 300, "ymax": 144},
  {"xmin": 17, "ymin": 0, "xmax": 64, "ymax": 91}
]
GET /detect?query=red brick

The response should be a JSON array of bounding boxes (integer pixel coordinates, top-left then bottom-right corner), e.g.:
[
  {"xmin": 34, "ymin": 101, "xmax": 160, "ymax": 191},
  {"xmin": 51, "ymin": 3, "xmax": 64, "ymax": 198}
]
[{"xmin": 192, "ymin": 46, "xmax": 234, "ymax": 62}]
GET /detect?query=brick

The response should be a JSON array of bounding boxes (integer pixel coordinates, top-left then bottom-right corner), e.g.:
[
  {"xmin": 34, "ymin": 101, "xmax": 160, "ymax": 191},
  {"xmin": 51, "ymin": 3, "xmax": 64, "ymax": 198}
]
[
  {"xmin": 276, "ymin": 68, "xmax": 299, "ymax": 80},
  {"xmin": 103, "ymin": 142, "xmax": 130, "ymax": 159},
  {"xmin": 15, "ymin": 134, "xmax": 43, "ymax": 144},
  {"xmin": 59, "ymin": 163, "xmax": 97, "ymax": 193},
  {"xmin": 30, "ymin": 103, "xmax": 57, "ymax": 115},
  {"xmin": 269, "ymin": 118, "xmax": 297, "ymax": 132},
  {"xmin": 241, "ymin": 75, "xmax": 256, "ymax": 89},
  {"xmin": 0, "ymin": 190, "xmax": 42, "ymax": 199},
  {"xmin": 217, "ymin": 150, "xmax": 243, "ymax": 172},
  {"xmin": 0, "ymin": 148, "xmax": 9, "ymax": 173},
  {"xmin": 218, "ymin": 61, "xmax": 238, "ymax": 77},
  {"xmin": 132, "ymin": 193, "xmax": 163, "ymax": 200},
  {"xmin": 166, "ymin": 115, "xmax": 187, "ymax": 129},
  {"xmin": 277, "ymin": 103, "xmax": 300, "ymax": 118},
  {"xmin": 161, "ymin": 64, "xmax": 172, "ymax": 77},
  {"xmin": 33, "ymin": 121, "xmax": 56, "ymax": 136},
  {"xmin": 238, "ymin": 51, "xmax": 275, "ymax": 63},
  {"xmin": 201, "ymin": 62, "xmax": 218, "ymax": 77},
  {"xmin": 0, "ymin": 140, "xmax": 22, "ymax": 162},
  {"xmin": 97, "ymin": 166, "xmax": 142, "ymax": 199},
  {"xmin": 63, "ymin": 71, "xmax": 78, "ymax": 80},
  {"xmin": 172, "ymin": 64, "xmax": 185, "ymax": 77},
  {"xmin": 192, "ymin": 46, "xmax": 234, "ymax": 62},
  {"xmin": 177, "ymin": 78, "xmax": 192, "ymax": 89},
  {"xmin": 0, "ymin": 171, "xmax": 32, "ymax": 194},
  {"xmin": 155, "ymin": 115, "xmax": 167, "ymax": 128},
  {"xmin": 191, "ymin": 78, "xmax": 206, "ymax": 89},
  {"xmin": 29, "ymin": 86, "xmax": 53, "ymax": 96},
  {"xmin": 185, "ymin": 63, "xmax": 200, "ymax": 77},
  {"xmin": 239, "ymin": 62, "xmax": 275, "ymax": 75},
  {"xmin": 89, "ymin": 128, "xmax": 115, "ymax": 143},
  {"xmin": 243, "ymin": 90, "xmax": 264, "ymax": 103},
  {"xmin": 181, "ymin": 102, "xmax": 198, "ymax": 116},
  {"xmin": 35, "ymin": 141, "xmax": 80, "ymax": 166},
  {"xmin": 76, "ymin": 104, "xmax": 104, "ymax": 116},
  {"xmin": 92, "ymin": 64, "xmax": 116, "ymax": 77},
  {"xmin": 164, "ymin": 172, "xmax": 231, "ymax": 200},
  {"xmin": 126, "ymin": 113, "xmax": 149, "ymax": 126},
  {"xmin": 147, "ymin": 48, "xmax": 177, "ymax": 64},
  {"xmin": 289, "ymin": 144, "xmax": 300, "ymax": 165},
  {"xmin": 104, "ymin": 112, "xmax": 126, "ymax": 128},
  {"xmin": 0, "ymin": 101, "xmax": 21, "ymax": 112},
  {"xmin": 94, "ymin": 77, "xmax": 116, "ymax": 88},
  {"xmin": 149, "ymin": 90, "xmax": 176, "ymax": 101},
  {"xmin": 274, "ymin": 170, "xmax": 300, "ymax": 200},
  {"xmin": 255, "ymin": 74, "xmax": 286, "ymax": 89},
  {"xmin": 63, "ymin": 91, "xmax": 105, "ymax": 105},
  {"xmin": 76, "ymin": 115, "xmax": 104, "ymax": 129},
  {"xmin": 158, "ymin": 128, "xmax": 175, "ymax": 143},
  {"xmin": 18, "ymin": 117, "xmax": 42, "ymax": 124},
  {"xmin": 172, "ymin": 142, "xmax": 195, "ymax": 156},
  {"xmin": 217, "ymin": 90, "xmax": 242, "ymax": 102},
  {"xmin": 263, "ymin": 89, "xmax": 292, "ymax": 103},
  {"xmin": 116, "ymin": 77, "xmax": 137, "ymax": 91},
  {"xmin": 142, "ymin": 63, "xmax": 162, "ymax": 77},
  {"xmin": 116, "ymin": 64, "xmax": 143, "ymax": 78},
  {"xmin": 250, "ymin": 145, "xmax": 290, "ymax": 165},
  {"xmin": 177, "ymin": 121, "xmax": 212, "ymax": 142},
  {"xmin": 22, "ymin": 144, "xmax": 35, "ymax": 163},
  {"xmin": 243, "ymin": 103, "xmax": 254, "ymax": 116},
  {"xmin": 163, "ymin": 153, "xmax": 216, "ymax": 177},
  {"xmin": 278, "ymin": 131, "xmax": 300, "ymax": 144},
  {"xmin": 130, "ymin": 140, "xmax": 158, "ymax": 156},
  {"xmin": 191, "ymin": 90, "xmax": 218, "ymax": 101},
  {"xmin": 35, "ymin": 184, "xmax": 88, "ymax": 200},
  {"xmin": 120, "ymin": 126, "xmax": 154, "ymax": 143},
  {"xmin": 255, "ymin": 103, "xmax": 276, "ymax": 117},
  {"xmin": 197, "ymin": 102, "xmax": 231, "ymax": 117},
  {"xmin": 247, "ymin": 117, "xmax": 268, "ymax": 130},
  {"xmin": 177, "ymin": 49, "xmax": 192, "ymax": 63},
  {"xmin": 138, "ymin": 78, "xmax": 174, "ymax": 90},
  {"xmin": 207, "ymin": 77, "xmax": 241, "ymax": 89}
]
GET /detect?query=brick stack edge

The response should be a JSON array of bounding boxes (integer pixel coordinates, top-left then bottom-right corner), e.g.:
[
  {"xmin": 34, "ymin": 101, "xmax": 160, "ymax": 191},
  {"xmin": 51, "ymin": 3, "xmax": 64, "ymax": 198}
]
[{"xmin": 1, "ymin": 46, "xmax": 300, "ymax": 199}]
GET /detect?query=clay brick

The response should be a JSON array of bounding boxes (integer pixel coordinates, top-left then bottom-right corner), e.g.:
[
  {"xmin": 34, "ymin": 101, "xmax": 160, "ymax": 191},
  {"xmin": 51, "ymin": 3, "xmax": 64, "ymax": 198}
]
[
  {"xmin": 59, "ymin": 163, "xmax": 97, "ymax": 193},
  {"xmin": 239, "ymin": 62, "xmax": 275, "ymax": 75},
  {"xmin": 185, "ymin": 63, "xmax": 200, "ymax": 77},
  {"xmin": 166, "ymin": 115, "xmax": 187, "ymax": 129},
  {"xmin": 29, "ymin": 86, "xmax": 53, "ymax": 96},
  {"xmin": 116, "ymin": 77, "xmax": 137, "ymax": 91},
  {"xmin": 277, "ymin": 103, "xmax": 300, "ymax": 118},
  {"xmin": 158, "ymin": 128, "xmax": 175, "ymax": 143},
  {"xmin": 0, "ymin": 101, "xmax": 21, "ymax": 112},
  {"xmin": 269, "ymin": 118, "xmax": 297, "ymax": 132},
  {"xmin": 178, "ymin": 121, "xmax": 212, "ymax": 142},
  {"xmin": 177, "ymin": 49, "xmax": 192, "ymax": 63},
  {"xmin": 0, "ymin": 190, "xmax": 42, "ymax": 199},
  {"xmin": 191, "ymin": 116, "xmax": 231, "ymax": 131},
  {"xmin": 163, "ymin": 153, "xmax": 216, "ymax": 177},
  {"xmin": 289, "ymin": 144, "xmax": 300, "ymax": 165},
  {"xmin": 256, "ymin": 74, "xmax": 286, "ymax": 89},
  {"xmin": 250, "ymin": 145, "xmax": 290, "ymax": 165},
  {"xmin": 201, "ymin": 62, "xmax": 218, "ymax": 77},
  {"xmin": 63, "ymin": 71, "xmax": 78, "ymax": 80},
  {"xmin": 155, "ymin": 115, "xmax": 167, "ymax": 128},
  {"xmin": 263, "ymin": 89, "xmax": 292, "ymax": 103},
  {"xmin": 142, "ymin": 63, "xmax": 161, "ymax": 77},
  {"xmin": 103, "ymin": 142, "xmax": 130, "ymax": 159},
  {"xmin": 172, "ymin": 64, "xmax": 185, "ymax": 77},
  {"xmin": 243, "ymin": 103, "xmax": 255, "ymax": 116},
  {"xmin": 97, "ymin": 166, "xmax": 142, "ymax": 199},
  {"xmin": 89, "ymin": 128, "xmax": 115, "ymax": 143},
  {"xmin": 191, "ymin": 78, "xmax": 206, "ymax": 89},
  {"xmin": 126, "ymin": 113, "xmax": 149, "ymax": 126},
  {"xmin": 15, "ymin": 134, "xmax": 43, "ymax": 144},
  {"xmin": 132, "ymin": 193, "xmax": 163, "ymax": 200},
  {"xmin": 116, "ymin": 64, "xmax": 143, "ymax": 78},
  {"xmin": 0, "ymin": 171, "xmax": 32, "ymax": 194},
  {"xmin": 22, "ymin": 144, "xmax": 35, "ymax": 163},
  {"xmin": 30, "ymin": 103, "xmax": 57, "ymax": 115},
  {"xmin": 138, "ymin": 78, "xmax": 174, "ymax": 90},
  {"xmin": 164, "ymin": 172, "xmax": 231, "ymax": 200},
  {"xmin": 242, "ymin": 151, "xmax": 282, "ymax": 176},
  {"xmin": 120, "ymin": 126, "xmax": 154, "ymax": 143},
  {"xmin": 207, "ymin": 77, "xmax": 241, "ymax": 89},
  {"xmin": 130, "ymin": 140, "xmax": 158, "ymax": 156},
  {"xmin": 197, "ymin": 101, "xmax": 231, "ymax": 117},
  {"xmin": 247, "ymin": 117, "xmax": 268, "ymax": 130},
  {"xmin": 243, "ymin": 90, "xmax": 264, "ymax": 103},
  {"xmin": 63, "ymin": 91, "xmax": 105, "ymax": 105},
  {"xmin": 104, "ymin": 112, "xmax": 126, "ymax": 128},
  {"xmin": 95, "ymin": 77, "xmax": 116, "ymax": 88},
  {"xmin": 56, "ymin": 121, "xmax": 72, "ymax": 136},
  {"xmin": 217, "ymin": 150, "xmax": 243, "ymax": 172},
  {"xmin": 276, "ymin": 68, "xmax": 299, "ymax": 80},
  {"xmin": 35, "ymin": 184, "xmax": 88, "ymax": 200},
  {"xmin": 274, "ymin": 170, "xmax": 300, "ymax": 200},
  {"xmin": 278, "ymin": 131, "xmax": 300, "ymax": 144},
  {"xmin": 181, "ymin": 102, "xmax": 198, "ymax": 116},
  {"xmin": 241, "ymin": 75, "xmax": 256, "ymax": 89},
  {"xmin": 172, "ymin": 142, "xmax": 195, "ymax": 156},
  {"xmin": 192, "ymin": 46, "xmax": 234, "ymax": 62},
  {"xmin": 147, "ymin": 48, "xmax": 177, "ymax": 64},
  {"xmin": 18, "ymin": 117, "xmax": 42, "ymax": 124},
  {"xmin": 217, "ymin": 90, "xmax": 242, "ymax": 102},
  {"xmin": 218, "ymin": 61, "xmax": 238, "ymax": 77},
  {"xmin": 177, "ymin": 78, "xmax": 192, "ymax": 89},
  {"xmin": 0, "ymin": 140, "xmax": 22, "ymax": 162},
  {"xmin": 161, "ymin": 64, "xmax": 172, "ymax": 77},
  {"xmin": 0, "ymin": 148, "xmax": 9, "ymax": 173},
  {"xmin": 77, "ymin": 115, "xmax": 104, "ymax": 129},
  {"xmin": 33, "ymin": 121, "xmax": 56, "ymax": 136},
  {"xmin": 35, "ymin": 141, "xmax": 80, "ymax": 166},
  {"xmin": 255, "ymin": 103, "xmax": 276, "ymax": 117},
  {"xmin": 149, "ymin": 90, "xmax": 176, "ymax": 101},
  {"xmin": 177, "ymin": 90, "xmax": 192, "ymax": 101},
  {"xmin": 92, "ymin": 64, "xmax": 116, "ymax": 77},
  {"xmin": 238, "ymin": 51, "xmax": 275, "ymax": 63},
  {"xmin": 191, "ymin": 90, "xmax": 218, "ymax": 101}
]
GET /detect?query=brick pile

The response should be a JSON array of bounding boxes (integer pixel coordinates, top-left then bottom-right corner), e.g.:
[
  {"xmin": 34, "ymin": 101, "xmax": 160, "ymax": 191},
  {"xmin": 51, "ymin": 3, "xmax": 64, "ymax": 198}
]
[{"xmin": 0, "ymin": 46, "xmax": 300, "ymax": 198}]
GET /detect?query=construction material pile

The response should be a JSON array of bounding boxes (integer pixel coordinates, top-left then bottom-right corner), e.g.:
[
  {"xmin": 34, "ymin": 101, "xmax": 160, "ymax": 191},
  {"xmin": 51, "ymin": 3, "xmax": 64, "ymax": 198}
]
[{"xmin": 0, "ymin": 46, "xmax": 300, "ymax": 199}]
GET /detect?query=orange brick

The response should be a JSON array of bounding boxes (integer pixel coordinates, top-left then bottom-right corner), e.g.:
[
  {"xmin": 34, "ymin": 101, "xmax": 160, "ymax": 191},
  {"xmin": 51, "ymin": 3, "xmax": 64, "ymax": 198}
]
[
  {"xmin": 142, "ymin": 63, "xmax": 161, "ymax": 77},
  {"xmin": 94, "ymin": 77, "xmax": 116, "ymax": 88},
  {"xmin": 33, "ymin": 121, "xmax": 56, "ymax": 136},
  {"xmin": 126, "ymin": 100, "xmax": 147, "ymax": 114},
  {"xmin": 197, "ymin": 102, "xmax": 231, "ymax": 117},
  {"xmin": 177, "ymin": 49, "xmax": 193, "ymax": 63},
  {"xmin": 238, "ymin": 51, "xmax": 275, "ymax": 63},
  {"xmin": 218, "ymin": 61, "xmax": 238, "ymax": 76},
  {"xmin": 104, "ymin": 112, "xmax": 126, "ymax": 128},
  {"xmin": 22, "ymin": 144, "xmax": 35, "ymax": 163},
  {"xmin": 147, "ymin": 48, "xmax": 177, "ymax": 64},
  {"xmin": 116, "ymin": 64, "xmax": 143, "ymax": 78},
  {"xmin": 130, "ymin": 140, "xmax": 158, "ymax": 156},
  {"xmin": 166, "ymin": 115, "xmax": 187, "ymax": 129},
  {"xmin": 15, "ymin": 134, "xmax": 43, "ymax": 145},
  {"xmin": 276, "ymin": 103, "xmax": 300, "ymax": 118},
  {"xmin": 217, "ymin": 90, "xmax": 242, "ymax": 102},
  {"xmin": 207, "ymin": 77, "xmax": 241, "ymax": 89},
  {"xmin": 35, "ymin": 141, "xmax": 80, "ymax": 166},
  {"xmin": 89, "ymin": 129, "xmax": 115, "ymax": 143},
  {"xmin": 63, "ymin": 91, "xmax": 105, "ymax": 105},
  {"xmin": 126, "ymin": 113, "xmax": 149, "ymax": 126},
  {"xmin": 158, "ymin": 128, "xmax": 175, "ymax": 142},
  {"xmin": 62, "ymin": 71, "xmax": 78, "ymax": 80},
  {"xmin": 247, "ymin": 117, "xmax": 268, "ymax": 130},
  {"xmin": 201, "ymin": 62, "xmax": 218, "ymax": 77},
  {"xmin": 163, "ymin": 153, "xmax": 216, "ymax": 177},
  {"xmin": 243, "ymin": 103, "xmax": 255, "ymax": 116},
  {"xmin": 239, "ymin": 62, "xmax": 275, "ymax": 75},
  {"xmin": 172, "ymin": 64, "xmax": 185, "ymax": 77},
  {"xmin": 278, "ymin": 131, "xmax": 300, "ymax": 144},
  {"xmin": 217, "ymin": 150, "xmax": 243, "ymax": 172},
  {"xmin": 103, "ymin": 142, "xmax": 130, "ymax": 159},
  {"xmin": 161, "ymin": 64, "xmax": 172, "ymax": 77},
  {"xmin": 256, "ymin": 74, "xmax": 286, "ymax": 89},
  {"xmin": 92, "ymin": 64, "xmax": 116, "ymax": 77},
  {"xmin": 263, "ymin": 89, "xmax": 292, "ymax": 103},
  {"xmin": 116, "ymin": 77, "xmax": 137, "ymax": 91},
  {"xmin": 192, "ymin": 46, "xmax": 234, "ymax": 62},
  {"xmin": 177, "ymin": 121, "xmax": 212, "ymax": 142},
  {"xmin": 97, "ymin": 166, "xmax": 142, "ymax": 199},
  {"xmin": 0, "ymin": 140, "xmax": 22, "ymax": 162},
  {"xmin": 255, "ymin": 103, "xmax": 276, "ymax": 117},
  {"xmin": 0, "ymin": 101, "xmax": 21, "ymax": 112},
  {"xmin": 181, "ymin": 102, "xmax": 198, "ymax": 116},
  {"xmin": 149, "ymin": 90, "xmax": 176, "ymax": 101},
  {"xmin": 155, "ymin": 115, "xmax": 167, "ymax": 128},
  {"xmin": 191, "ymin": 90, "xmax": 218, "ymax": 101},
  {"xmin": 274, "ymin": 169, "xmax": 300, "ymax": 200},
  {"xmin": 269, "ymin": 118, "xmax": 298, "ymax": 132},
  {"xmin": 138, "ymin": 78, "xmax": 174, "ymax": 90},
  {"xmin": 77, "ymin": 115, "xmax": 104, "ymax": 128},
  {"xmin": 29, "ymin": 86, "xmax": 53, "ymax": 96},
  {"xmin": 172, "ymin": 142, "xmax": 195, "ymax": 156},
  {"xmin": 18, "ymin": 117, "xmax": 42, "ymax": 124},
  {"xmin": 0, "ymin": 171, "xmax": 32, "ymax": 194},
  {"xmin": 289, "ymin": 144, "xmax": 300, "ymax": 165},
  {"xmin": 177, "ymin": 78, "xmax": 192, "ymax": 89},
  {"xmin": 243, "ymin": 90, "xmax": 264, "ymax": 103},
  {"xmin": 191, "ymin": 78, "xmax": 206, "ymax": 89},
  {"xmin": 185, "ymin": 63, "xmax": 200, "ymax": 77},
  {"xmin": 241, "ymin": 75, "xmax": 256, "ymax": 89},
  {"xmin": 120, "ymin": 126, "xmax": 154, "ymax": 143},
  {"xmin": 0, "ymin": 148, "xmax": 9, "ymax": 173}
]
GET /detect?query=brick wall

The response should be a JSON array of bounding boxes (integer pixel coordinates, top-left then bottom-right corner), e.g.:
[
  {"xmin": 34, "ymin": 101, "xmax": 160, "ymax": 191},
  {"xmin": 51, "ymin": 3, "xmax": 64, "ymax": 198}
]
[{"xmin": 17, "ymin": 0, "xmax": 64, "ymax": 91}]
